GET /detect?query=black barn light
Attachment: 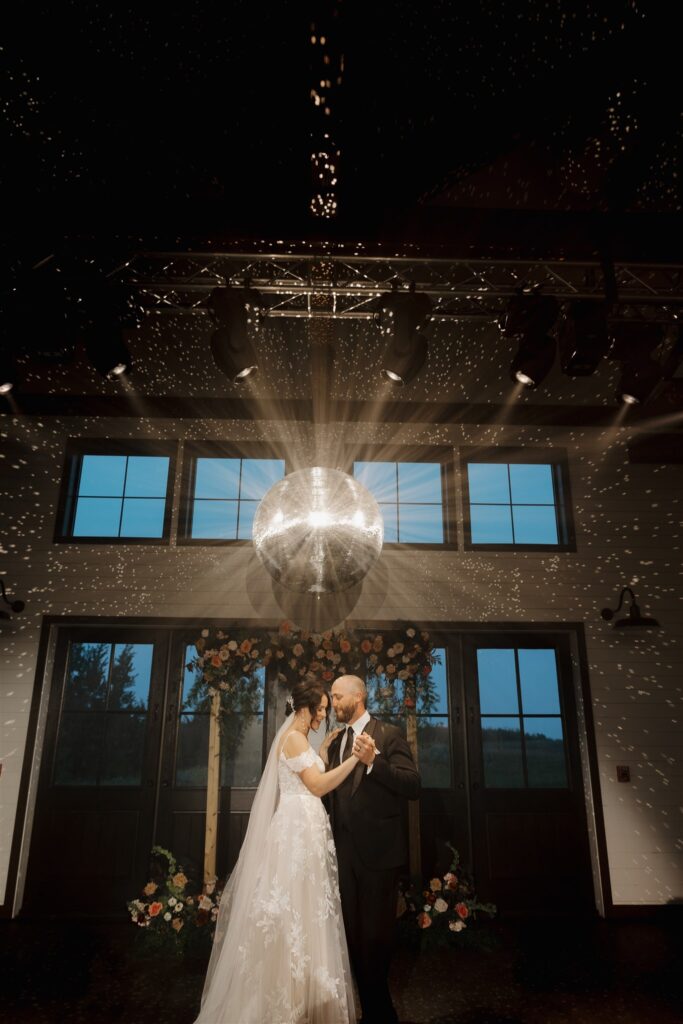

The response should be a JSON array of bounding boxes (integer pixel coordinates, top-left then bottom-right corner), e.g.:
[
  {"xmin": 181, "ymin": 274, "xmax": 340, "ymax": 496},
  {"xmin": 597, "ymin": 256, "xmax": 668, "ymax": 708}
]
[{"xmin": 601, "ymin": 586, "xmax": 659, "ymax": 628}]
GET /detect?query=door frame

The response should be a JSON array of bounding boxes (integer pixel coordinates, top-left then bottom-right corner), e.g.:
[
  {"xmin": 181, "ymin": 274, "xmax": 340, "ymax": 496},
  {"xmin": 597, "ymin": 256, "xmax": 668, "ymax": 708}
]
[{"xmin": 4, "ymin": 614, "xmax": 613, "ymax": 920}]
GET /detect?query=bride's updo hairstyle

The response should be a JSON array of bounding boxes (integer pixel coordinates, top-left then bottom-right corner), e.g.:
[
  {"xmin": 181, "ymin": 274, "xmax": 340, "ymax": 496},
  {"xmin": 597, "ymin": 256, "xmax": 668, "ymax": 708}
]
[{"xmin": 286, "ymin": 676, "xmax": 330, "ymax": 725}]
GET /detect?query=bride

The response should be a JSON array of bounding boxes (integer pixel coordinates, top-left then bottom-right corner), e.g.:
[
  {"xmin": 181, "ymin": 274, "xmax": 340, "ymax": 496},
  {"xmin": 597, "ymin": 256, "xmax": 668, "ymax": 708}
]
[{"xmin": 193, "ymin": 678, "xmax": 361, "ymax": 1024}]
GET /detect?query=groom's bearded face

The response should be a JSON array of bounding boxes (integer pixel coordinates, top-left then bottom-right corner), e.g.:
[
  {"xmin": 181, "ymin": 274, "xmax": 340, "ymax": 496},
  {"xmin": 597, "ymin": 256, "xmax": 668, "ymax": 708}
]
[{"xmin": 331, "ymin": 688, "xmax": 356, "ymax": 724}]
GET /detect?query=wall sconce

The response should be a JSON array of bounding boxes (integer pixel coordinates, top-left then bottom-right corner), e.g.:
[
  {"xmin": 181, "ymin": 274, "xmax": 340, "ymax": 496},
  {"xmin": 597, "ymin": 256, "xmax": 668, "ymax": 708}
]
[
  {"xmin": 0, "ymin": 579, "xmax": 25, "ymax": 620},
  {"xmin": 601, "ymin": 586, "xmax": 659, "ymax": 628}
]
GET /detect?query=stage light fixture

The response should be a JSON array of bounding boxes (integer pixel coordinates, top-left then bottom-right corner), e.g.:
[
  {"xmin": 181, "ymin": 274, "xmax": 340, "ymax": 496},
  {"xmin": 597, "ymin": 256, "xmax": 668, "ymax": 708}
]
[
  {"xmin": 0, "ymin": 353, "xmax": 18, "ymax": 395},
  {"xmin": 0, "ymin": 578, "xmax": 25, "ymax": 619},
  {"xmin": 609, "ymin": 322, "xmax": 665, "ymax": 405},
  {"xmin": 601, "ymin": 586, "xmax": 659, "ymax": 628},
  {"xmin": 208, "ymin": 286, "xmax": 262, "ymax": 383},
  {"xmin": 378, "ymin": 290, "xmax": 432, "ymax": 386},
  {"xmin": 83, "ymin": 283, "xmax": 139, "ymax": 380},
  {"xmin": 85, "ymin": 323, "xmax": 133, "ymax": 380},
  {"xmin": 559, "ymin": 300, "xmax": 609, "ymax": 376},
  {"xmin": 502, "ymin": 290, "xmax": 559, "ymax": 388}
]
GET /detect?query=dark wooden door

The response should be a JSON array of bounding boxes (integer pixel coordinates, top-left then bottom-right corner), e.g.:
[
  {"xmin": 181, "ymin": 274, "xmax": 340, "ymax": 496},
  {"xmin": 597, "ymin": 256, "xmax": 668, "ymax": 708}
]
[
  {"xmin": 462, "ymin": 633, "xmax": 594, "ymax": 916},
  {"xmin": 25, "ymin": 628, "xmax": 169, "ymax": 916}
]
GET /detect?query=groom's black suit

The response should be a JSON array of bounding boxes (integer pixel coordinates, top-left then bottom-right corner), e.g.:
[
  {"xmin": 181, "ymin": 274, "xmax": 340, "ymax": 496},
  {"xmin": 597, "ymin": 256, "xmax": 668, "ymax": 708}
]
[{"xmin": 327, "ymin": 716, "xmax": 420, "ymax": 1024}]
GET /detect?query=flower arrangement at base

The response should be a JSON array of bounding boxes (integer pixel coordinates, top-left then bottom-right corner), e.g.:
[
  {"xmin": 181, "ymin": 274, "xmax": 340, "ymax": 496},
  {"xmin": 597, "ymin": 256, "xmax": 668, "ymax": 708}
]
[
  {"xmin": 397, "ymin": 843, "xmax": 498, "ymax": 950},
  {"xmin": 127, "ymin": 847, "xmax": 222, "ymax": 956}
]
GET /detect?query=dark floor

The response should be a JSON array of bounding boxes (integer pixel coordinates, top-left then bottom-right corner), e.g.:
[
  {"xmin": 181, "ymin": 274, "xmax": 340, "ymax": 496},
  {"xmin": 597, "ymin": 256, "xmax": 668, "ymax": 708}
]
[{"xmin": 1, "ymin": 911, "xmax": 681, "ymax": 1024}]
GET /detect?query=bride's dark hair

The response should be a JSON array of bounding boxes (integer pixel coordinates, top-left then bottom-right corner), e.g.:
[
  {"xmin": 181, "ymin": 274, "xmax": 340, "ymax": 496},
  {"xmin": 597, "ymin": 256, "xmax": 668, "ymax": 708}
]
[{"xmin": 286, "ymin": 675, "xmax": 330, "ymax": 725}]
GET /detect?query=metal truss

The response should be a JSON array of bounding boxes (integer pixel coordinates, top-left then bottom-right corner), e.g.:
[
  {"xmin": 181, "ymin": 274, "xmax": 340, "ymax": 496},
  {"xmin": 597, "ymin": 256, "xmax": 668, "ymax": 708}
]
[{"xmin": 118, "ymin": 251, "xmax": 683, "ymax": 322}]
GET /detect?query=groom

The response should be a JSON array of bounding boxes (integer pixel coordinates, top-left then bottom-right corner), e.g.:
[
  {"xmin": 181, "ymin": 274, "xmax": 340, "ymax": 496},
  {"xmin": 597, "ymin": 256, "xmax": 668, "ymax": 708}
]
[{"xmin": 327, "ymin": 675, "xmax": 420, "ymax": 1024}]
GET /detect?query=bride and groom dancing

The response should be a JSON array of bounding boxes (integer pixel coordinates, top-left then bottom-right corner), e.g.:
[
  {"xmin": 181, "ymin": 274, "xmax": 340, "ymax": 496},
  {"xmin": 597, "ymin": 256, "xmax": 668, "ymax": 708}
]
[{"xmin": 193, "ymin": 673, "xmax": 420, "ymax": 1024}]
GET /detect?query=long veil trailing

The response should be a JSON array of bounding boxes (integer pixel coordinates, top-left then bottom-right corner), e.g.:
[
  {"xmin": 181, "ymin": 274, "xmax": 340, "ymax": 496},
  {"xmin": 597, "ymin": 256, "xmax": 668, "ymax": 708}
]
[{"xmin": 197, "ymin": 717, "xmax": 292, "ymax": 1012}]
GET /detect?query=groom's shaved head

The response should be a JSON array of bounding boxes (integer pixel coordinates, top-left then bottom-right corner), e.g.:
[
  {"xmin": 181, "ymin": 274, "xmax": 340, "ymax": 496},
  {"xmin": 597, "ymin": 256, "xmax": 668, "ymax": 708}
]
[
  {"xmin": 334, "ymin": 675, "xmax": 367, "ymax": 701},
  {"xmin": 331, "ymin": 675, "xmax": 367, "ymax": 724}
]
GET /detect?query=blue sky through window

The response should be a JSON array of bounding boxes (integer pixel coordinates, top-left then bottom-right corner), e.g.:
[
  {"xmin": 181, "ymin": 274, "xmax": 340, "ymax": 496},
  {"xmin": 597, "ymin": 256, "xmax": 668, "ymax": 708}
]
[
  {"xmin": 190, "ymin": 457, "xmax": 285, "ymax": 540},
  {"xmin": 72, "ymin": 455, "xmax": 170, "ymax": 537},
  {"xmin": 467, "ymin": 462, "xmax": 559, "ymax": 545},
  {"xmin": 353, "ymin": 460, "xmax": 444, "ymax": 543}
]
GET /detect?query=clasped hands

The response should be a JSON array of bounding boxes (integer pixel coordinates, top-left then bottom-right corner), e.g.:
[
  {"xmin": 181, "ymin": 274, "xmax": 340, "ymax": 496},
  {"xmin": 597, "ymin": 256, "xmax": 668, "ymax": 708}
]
[{"xmin": 352, "ymin": 732, "xmax": 378, "ymax": 766}]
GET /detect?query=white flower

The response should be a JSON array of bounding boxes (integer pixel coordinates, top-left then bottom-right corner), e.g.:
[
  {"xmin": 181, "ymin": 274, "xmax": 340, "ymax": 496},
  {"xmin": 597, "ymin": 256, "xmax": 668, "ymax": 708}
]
[
  {"xmin": 164, "ymin": 912, "xmax": 172, "ymax": 921},
  {"xmin": 201, "ymin": 629, "xmax": 209, "ymax": 637},
  {"xmin": 199, "ymin": 894, "xmax": 213, "ymax": 911},
  {"xmin": 434, "ymin": 898, "xmax": 448, "ymax": 914},
  {"xmin": 406, "ymin": 628, "xmax": 416, "ymax": 637},
  {"xmin": 174, "ymin": 902, "xmax": 183, "ymax": 912},
  {"xmin": 423, "ymin": 903, "xmax": 432, "ymax": 912},
  {"xmin": 449, "ymin": 919, "xmax": 466, "ymax": 932},
  {"xmin": 168, "ymin": 896, "xmax": 177, "ymax": 907}
]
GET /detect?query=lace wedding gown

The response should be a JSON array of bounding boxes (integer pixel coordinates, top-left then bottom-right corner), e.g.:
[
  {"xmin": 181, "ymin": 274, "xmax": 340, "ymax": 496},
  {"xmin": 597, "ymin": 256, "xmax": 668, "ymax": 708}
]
[{"xmin": 195, "ymin": 743, "xmax": 356, "ymax": 1024}]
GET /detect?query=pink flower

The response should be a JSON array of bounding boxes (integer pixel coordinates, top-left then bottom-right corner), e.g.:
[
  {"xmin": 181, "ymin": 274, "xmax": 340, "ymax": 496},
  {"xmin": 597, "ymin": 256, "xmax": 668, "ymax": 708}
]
[
  {"xmin": 292, "ymin": 643, "xmax": 304, "ymax": 657},
  {"xmin": 455, "ymin": 902, "xmax": 469, "ymax": 919},
  {"xmin": 148, "ymin": 902, "xmax": 163, "ymax": 917}
]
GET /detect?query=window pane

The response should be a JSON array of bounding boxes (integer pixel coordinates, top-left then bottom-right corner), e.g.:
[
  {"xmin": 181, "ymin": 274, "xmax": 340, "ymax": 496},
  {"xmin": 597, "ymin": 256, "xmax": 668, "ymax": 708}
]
[
  {"xmin": 182, "ymin": 648, "xmax": 212, "ymax": 711},
  {"xmin": 416, "ymin": 716, "xmax": 450, "ymax": 788},
  {"xmin": 398, "ymin": 504, "xmax": 444, "ymax": 544},
  {"xmin": 195, "ymin": 458, "xmax": 241, "ymax": 500},
  {"xmin": 509, "ymin": 463, "xmax": 555, "ymax": 505},
  {"xmin": 481, "ymin": 717, "xmax": 524, "ymax": 787},
  {"xmin": 397, "ymin": 462, "xmax": 442, "ymax": 503},
  {"xmin": 237, "ymin": 500, "xmax": 259, "ymax": 540},
  {"xmin": 221, "ymin": 714, "xmax": 264, "ymax": 786},
  {"xmin": 470, "ymin": 503, "xmax": 513, "ymax": 544},
  {"xmin": 512, "ymin": 504, "xmax": 558, "ymax": 545},
  {"xmin": 108, "ymin": 643, "xmax": 153, "ymax": 710},
  {"xmin": 191, "ymin": 499, "xmax": 238, "ymax": 539},
  {"xmin": 419, "ymin": 650, "xmax": 448, "ymax": 714},
  {"xmin": 78, "ymin": 455, "xmax": 127, "ymax": 496},
  {"xmin": 73, "ymin": 497, "xmax": 122, "ymax": 536},
  {"xmin": 467, "ymin": 463, "xmax": 510, "ymax": 504},
  {"xmin": 176, "ymin": 713, "xmax": 209, "ymax": 786},
  {"xmin": 101, "ymin": 714, "xmax": 147, "ymax": 785},
  {"xmin": 518, "ymin": 649, "xmax": 561, "ymax": 714},
  {"xmin": 477, "ymin": 649, "xmax": 518, "ymax": 714},
  {"xmin": 64, "ymin": 642, "xmax": 110, "ymax": 711},
  {"xmin": 380, "ymin": 504, "xmax": 399, "ymax": 543},
  {"xmin": 124, "ymin": 456, "xmax": 170, "ymax": 498},
  {"xmin": 354, "ymin": 462, "xmax": 398, "ymax": 503},
  {"xmin": 120, "ymin": 498, "xmax": 166, "ymax": 537},
  {"xmin": 54, "ymin": 714, "xmax": 106, "ymax": 785},
  {"xmin": 239, "ymin": 459, "xmax": 286, "ymax": 500},
  {"xmin": 524, "ymin": 717, "xmax": 568, "ymax": 787}
]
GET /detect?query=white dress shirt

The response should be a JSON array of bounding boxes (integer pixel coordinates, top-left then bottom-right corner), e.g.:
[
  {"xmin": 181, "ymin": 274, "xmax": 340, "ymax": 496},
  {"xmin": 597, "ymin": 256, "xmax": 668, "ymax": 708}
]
[{"xmin": 338, "ymin": 709, "xmax": 374, "ymax": 773}]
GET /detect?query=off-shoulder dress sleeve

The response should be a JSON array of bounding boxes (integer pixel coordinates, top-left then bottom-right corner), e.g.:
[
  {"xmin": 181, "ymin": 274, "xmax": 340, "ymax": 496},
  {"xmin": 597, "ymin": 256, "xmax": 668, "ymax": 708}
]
[{"xmin": 284, "ymin": 748, "xmax": 319, "ymax": 773}]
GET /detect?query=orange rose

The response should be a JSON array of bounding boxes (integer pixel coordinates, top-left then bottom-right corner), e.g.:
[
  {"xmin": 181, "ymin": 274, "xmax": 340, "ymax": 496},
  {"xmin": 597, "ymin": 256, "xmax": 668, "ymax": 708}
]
[
  {"xmin": 360, "ymin": 639, "xmax": 372, "ymax": 654},
  {"xmin": 239, "ymin": 639, "xmax": 252, "ymax": 654},
  {"xmin": 372, "ymin": 636, "xmax": 383, "ymax": 652},
  {"xmin": 417, "ymin": 912, "xmax": 432, "ymax": 929},
  {"xmin": 148, "ymin": 902, "xmax": 163, "ymax": 917},
  {"xmin": 211, "ymin": 655, "xmax": 221, "ymax": 668},
  {"xmin": 172, "ymin": 873, "xmax": 188, "ymax": 889},
  {"xmin": 340, "ymin": 639, "xmax": 351, "ymax": 653},
  {"xmin": 322, "ymin": 670, "xmax": 334, "ymax": 681},
  {"xmin": 171, "ymin": 917, "xmax": 184, "ymax": 932},
  {"xmin": 455, "ymin": 902, "xmax": 469, "ymax": 919},
  {"xmin": 404, "ymin": 697, "xmax": 416, "ymax": 708},
  {"xmin": 385, "ymin": 663, "xmax": 396, "ymax": 675},
  {"xmin": 279, "ymin": 620, "xmax": 292, "ymax": 635},
  {"xmin": 143, "ymin": 882, "xmax": 157, "ymax": 896}
]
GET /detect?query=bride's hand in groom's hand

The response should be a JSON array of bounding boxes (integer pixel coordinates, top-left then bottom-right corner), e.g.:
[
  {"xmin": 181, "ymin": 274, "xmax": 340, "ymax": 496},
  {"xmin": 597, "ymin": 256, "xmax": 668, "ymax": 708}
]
[{"xmin": 353, "ymin": 733, "xmax": 377, "ymax": 766}]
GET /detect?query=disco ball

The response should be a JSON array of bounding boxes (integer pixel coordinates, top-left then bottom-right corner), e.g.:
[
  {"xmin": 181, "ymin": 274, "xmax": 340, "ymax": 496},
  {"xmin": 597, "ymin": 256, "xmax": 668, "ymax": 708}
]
[{"xmin": 252, "ymin": 467, "xmax": 384, "ymax": 594}]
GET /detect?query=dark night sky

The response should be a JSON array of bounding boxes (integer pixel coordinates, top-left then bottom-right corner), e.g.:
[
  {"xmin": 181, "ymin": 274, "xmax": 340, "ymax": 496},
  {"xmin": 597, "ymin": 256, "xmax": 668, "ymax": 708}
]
[{"xmin": 2, "ymin": 2, "xmax": 681, "ymax": 242}]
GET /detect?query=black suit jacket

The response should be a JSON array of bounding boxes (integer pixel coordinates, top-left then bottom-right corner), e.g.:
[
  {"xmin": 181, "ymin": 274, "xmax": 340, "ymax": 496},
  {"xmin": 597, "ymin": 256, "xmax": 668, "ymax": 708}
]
[{"xmin": 326, "ymin": 716, "xmax": 420, "ymax": 870}]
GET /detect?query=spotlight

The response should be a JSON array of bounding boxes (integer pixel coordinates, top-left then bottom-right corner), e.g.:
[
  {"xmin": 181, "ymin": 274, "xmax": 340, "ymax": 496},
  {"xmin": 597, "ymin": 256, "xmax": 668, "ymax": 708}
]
[
  {"xmin": 208, "ymin": 286, "xmax": 262, "ymax": 383},
  {"xmin": 378, "ymin": 290, "xmax": 432, "ymax": 386},
  {"xmin": 85, "ymin": 322, "xmax": 133, "ymax": 380},
  {"xmin": 609, "ymin": 322, "xmax": 665, "ymax": 405},
  {"xmin": 559, "ymin": 301, "xmax": 609, "ymax": 376},
  {"xmin": 0, "ymin": 352, "xmax": 18, "ymax": 395},
  {"xmin": 502, "ymin": 290, "xmax": 559, "ymax": 388},
  {"xmin": 601, "ymin": 586, "xmax": 659, "ymax": 628}
]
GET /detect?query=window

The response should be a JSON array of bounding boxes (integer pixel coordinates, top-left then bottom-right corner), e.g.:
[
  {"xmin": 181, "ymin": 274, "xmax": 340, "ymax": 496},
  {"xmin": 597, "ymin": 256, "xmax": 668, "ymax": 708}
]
[
  {"xmin": 475, "ymin": 645, "xmax": 568, "ymax": 788},
  {"xmin": 352, "ymin": 449, "xmax": 455, "ymax": 546},
  {"xmin": 180, "ymin": 444, "xmax": 286, "ymax": 542},
  {"xmin": 176, "ymin": 643, "xmax": 265, "ymax": 786},
  {"xmin": 461, "ymin": 449, "xmax": 574, "ymax": 550},
  {"xmin": 367, "ymin": 647, "xmax": 451, "ymax": 788},
  {"xmin": 53, "ymin": 640, "xmax": 155, "ymax": 786},
  {"xmin": 55, "ymin": 440, "xmax": 175, "ymax": 543}
]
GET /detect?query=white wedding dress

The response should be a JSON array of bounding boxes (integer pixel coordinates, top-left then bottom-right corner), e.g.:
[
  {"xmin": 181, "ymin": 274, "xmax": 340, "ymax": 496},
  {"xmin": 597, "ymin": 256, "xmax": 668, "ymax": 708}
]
[{"xmin": 194, "ymin": 728, "xmax": 356, "ymax": 1024}]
